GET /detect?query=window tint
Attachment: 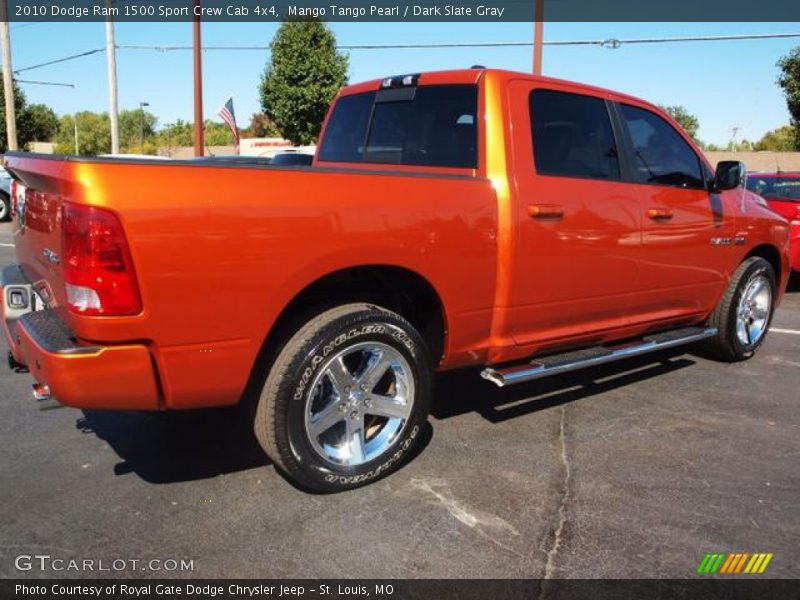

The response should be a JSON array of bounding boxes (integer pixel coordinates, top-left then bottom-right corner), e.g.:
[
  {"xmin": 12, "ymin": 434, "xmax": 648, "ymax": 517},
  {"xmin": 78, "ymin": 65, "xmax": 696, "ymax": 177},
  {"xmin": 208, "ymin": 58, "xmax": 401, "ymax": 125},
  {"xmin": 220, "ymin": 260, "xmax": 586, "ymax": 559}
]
[
  {"xmin": 318, "ymin": 85, "xmax": 478, "ymax": 168},
  {"xmin": 530, "ymin": 89, "xmax": 620, "ymax": 180},
  {"xmin": 317, "ymin": 92, "xmax": 375, "ymax": 163},
  {"xmin": 620, "ymin": 104, "xmax": 704, "ymax": 189}
]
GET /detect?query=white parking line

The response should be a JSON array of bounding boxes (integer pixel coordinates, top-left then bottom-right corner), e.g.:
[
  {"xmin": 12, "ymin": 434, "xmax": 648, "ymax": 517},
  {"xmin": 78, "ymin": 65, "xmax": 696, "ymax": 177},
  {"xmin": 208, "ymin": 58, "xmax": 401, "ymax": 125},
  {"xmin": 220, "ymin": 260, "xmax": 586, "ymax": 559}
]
[
  {"xmin": 0, "ymin": 243, "xmax": 14, "ymax": 248},
  {"xmin": 772, "ymin": 328, "xmax": 800, "ymax": 336}
]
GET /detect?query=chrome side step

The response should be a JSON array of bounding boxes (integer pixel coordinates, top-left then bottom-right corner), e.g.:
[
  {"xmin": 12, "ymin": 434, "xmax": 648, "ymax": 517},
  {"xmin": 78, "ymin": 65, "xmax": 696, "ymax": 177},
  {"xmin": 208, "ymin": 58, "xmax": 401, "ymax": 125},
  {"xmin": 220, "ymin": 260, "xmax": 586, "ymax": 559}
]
[{"xmin": 481, "ymin": 327, "xmax": 717, "ymax": 387}]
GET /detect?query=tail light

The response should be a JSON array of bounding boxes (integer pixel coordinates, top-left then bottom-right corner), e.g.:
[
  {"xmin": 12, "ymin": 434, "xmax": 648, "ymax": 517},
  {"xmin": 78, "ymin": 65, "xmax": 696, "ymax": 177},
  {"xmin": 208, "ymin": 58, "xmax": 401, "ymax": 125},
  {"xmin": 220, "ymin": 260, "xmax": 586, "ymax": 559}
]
[
  {"xmin": 62, "ymin": 203, "xmax": 142, "ymax": 316},
  {"xmin": 793, "ymin": 205, "xmax": 800, "ymax": 225},
  {"xmin": 10, "ymin": 179, "xmax": 17, "ymax": 217}
]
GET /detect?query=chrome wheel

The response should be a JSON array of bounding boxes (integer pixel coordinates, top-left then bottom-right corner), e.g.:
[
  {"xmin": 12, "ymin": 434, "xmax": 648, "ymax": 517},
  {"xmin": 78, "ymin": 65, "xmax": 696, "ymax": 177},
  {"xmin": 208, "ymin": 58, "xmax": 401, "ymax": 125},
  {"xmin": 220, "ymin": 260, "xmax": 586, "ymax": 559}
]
[
  {"xmin": 736, "ymin": 274, "xmax": 772, "ymax": 346},
  {"xmin": 0, "ymin": 196, "xmax": 8, "ymax": 221},
  {"xmin": 304, "ymin": 341, "xmax": 414, "ymax": 467}
]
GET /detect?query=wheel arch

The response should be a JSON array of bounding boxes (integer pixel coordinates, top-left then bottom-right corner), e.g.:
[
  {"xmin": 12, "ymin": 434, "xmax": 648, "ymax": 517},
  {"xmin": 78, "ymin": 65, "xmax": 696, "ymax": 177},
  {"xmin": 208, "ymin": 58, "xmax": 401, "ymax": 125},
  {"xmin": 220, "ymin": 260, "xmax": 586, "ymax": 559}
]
[
  {"xmin": 744, "ymin": 243, "xmax": 783, "ymax": 288},
  {"xmin": 264, "ymin": 264, "xmax": 448, "ymax": 368}
]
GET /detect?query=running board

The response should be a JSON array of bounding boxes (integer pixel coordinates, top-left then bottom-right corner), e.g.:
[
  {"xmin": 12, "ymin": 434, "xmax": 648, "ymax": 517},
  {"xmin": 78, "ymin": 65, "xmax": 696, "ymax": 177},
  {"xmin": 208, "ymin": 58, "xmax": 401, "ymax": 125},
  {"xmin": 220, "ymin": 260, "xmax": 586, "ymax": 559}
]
[{"xmin": 481, "ymin": 327, "xmax": 717, "ymax": 387}]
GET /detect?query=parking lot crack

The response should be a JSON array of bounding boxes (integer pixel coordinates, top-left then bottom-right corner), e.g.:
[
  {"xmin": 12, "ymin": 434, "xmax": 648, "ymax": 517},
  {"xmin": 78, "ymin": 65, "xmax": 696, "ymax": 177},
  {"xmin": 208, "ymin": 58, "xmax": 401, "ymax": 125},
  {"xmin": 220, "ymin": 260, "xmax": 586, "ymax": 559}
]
[{"xmin": 541, "ymin": 404, "xmax": 571, "ymax": 581}]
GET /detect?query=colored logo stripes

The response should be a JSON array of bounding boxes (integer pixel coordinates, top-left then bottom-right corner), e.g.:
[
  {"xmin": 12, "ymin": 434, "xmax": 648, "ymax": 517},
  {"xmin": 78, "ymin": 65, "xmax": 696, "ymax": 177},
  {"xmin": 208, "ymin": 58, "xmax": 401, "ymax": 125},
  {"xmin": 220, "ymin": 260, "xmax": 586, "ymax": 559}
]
[{"xmin": 697, "ymin": 553, "xmax": 773, "ymax": 574}]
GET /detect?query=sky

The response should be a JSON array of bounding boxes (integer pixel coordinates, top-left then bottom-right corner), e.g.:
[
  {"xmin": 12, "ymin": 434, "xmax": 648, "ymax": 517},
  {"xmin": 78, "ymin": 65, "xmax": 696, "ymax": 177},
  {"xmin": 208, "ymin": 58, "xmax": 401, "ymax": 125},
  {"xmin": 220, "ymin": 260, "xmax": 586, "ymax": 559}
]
[{"xmin": 9, "ymin": 20, "xmax": 800, "ymax": 145}]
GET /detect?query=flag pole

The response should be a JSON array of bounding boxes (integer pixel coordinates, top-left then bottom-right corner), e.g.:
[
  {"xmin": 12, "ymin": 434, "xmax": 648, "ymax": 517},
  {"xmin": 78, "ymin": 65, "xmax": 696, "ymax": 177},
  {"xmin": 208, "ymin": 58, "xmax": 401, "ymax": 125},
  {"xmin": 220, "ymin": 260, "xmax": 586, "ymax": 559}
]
[{"xmin": 193, "ymin": 0, "xmax": 204, "ymax": 157}]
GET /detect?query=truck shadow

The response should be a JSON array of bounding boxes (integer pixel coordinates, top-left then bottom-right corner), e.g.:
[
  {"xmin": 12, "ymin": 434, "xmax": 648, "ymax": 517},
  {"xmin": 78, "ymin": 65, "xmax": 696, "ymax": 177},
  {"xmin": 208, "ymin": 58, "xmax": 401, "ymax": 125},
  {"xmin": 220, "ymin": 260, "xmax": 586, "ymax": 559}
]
[
  {"xmin": 431, "ymin": 348, "xmax": 696, "ymax": 423},
  {"xmin": 76, "ymin": 405, "xmax": 270, "ymax": 484},
  {"xmin": 76, "ymin": 403, "xmax": 433, "ymax": 489},
  {"xmin": 76, "ymin": 348, "xmax": 695, "ymax": 485}
]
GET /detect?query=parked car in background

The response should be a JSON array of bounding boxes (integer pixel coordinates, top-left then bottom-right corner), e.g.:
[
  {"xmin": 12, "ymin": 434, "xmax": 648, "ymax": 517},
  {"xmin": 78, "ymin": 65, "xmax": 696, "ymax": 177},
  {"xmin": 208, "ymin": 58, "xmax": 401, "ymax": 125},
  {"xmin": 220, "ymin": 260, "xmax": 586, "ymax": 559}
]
[
  {"xmin": 2, "ymin": 69, "xmax": 791, "ymax": 492},
  {"xmin": 746, "ymin": 172, "xmax": 800, "ymax": 271},
  {"xmin": 0, "ymin": 165, "xmax": 11, "ymax": 222}
]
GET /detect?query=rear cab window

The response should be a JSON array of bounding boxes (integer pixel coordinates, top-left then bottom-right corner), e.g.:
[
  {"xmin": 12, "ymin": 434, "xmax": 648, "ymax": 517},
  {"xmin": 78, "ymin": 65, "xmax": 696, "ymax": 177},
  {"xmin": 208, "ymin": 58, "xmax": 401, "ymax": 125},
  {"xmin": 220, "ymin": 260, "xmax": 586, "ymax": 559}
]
[
  {"xmin": 529, "ymin": 89, "xmax": 621, "ymax": 181},
  {"xmin": 318, "ymin": 84, "xmax": 478, "ymax": 169}
]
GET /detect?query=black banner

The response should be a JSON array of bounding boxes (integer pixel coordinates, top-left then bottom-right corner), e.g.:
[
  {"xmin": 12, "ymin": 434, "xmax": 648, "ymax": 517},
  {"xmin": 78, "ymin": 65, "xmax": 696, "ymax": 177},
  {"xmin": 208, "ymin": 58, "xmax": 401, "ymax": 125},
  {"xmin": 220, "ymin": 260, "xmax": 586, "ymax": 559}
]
[
  {"xmin": 4, "ymin": 0, "xmax": 800, "ymax": 22},
  {"xmin": 3, "ymin": 580, "xmax": 800, "ymax": 600}
]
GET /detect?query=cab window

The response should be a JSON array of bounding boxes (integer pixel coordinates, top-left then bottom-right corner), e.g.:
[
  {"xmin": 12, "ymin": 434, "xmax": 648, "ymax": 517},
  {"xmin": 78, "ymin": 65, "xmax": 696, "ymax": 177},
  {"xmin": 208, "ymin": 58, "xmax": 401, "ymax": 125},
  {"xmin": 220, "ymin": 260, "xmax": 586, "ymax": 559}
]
[
  {"xmin": 620, "ymin": 104, "xmax": 705, "ymax": 189},
  {"xmin": 529, "ymin": 89, "xmax": 621, "ymax": 181}
]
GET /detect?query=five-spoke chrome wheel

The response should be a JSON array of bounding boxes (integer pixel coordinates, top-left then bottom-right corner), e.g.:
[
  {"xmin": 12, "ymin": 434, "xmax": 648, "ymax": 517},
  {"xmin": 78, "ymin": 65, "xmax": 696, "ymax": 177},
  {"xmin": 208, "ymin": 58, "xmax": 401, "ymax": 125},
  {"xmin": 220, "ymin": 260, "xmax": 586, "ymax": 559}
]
[
  {"xmin": 304, "ymin": 341, "xmax": 414, "ymax": 467},
  {"xmin": 736, "ymin": 274, "xmax": 772, "ymax": 347}
]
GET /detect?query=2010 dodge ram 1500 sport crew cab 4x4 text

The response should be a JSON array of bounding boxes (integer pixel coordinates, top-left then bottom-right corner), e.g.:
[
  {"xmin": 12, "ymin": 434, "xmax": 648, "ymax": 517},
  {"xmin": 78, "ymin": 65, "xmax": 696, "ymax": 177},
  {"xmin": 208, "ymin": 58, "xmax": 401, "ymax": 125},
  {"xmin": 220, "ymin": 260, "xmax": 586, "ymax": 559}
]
[{"xmin": 1, "ymin": 69, "xmax": 790, "ymax": 492}]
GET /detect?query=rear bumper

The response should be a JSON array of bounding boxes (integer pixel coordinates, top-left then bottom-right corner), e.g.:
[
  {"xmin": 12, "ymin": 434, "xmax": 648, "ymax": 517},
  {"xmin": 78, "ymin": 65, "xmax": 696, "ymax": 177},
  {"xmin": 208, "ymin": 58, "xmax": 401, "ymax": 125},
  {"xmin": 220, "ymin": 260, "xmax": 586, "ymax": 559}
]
[{"xmin": 2, "ymin": 265, "xmax": 160, "ymax": 410}]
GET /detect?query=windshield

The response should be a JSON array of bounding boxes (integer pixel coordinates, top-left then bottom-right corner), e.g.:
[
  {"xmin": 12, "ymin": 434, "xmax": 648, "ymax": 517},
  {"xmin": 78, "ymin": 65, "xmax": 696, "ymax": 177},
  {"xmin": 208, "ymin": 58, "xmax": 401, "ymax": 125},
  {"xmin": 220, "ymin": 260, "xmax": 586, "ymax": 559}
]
[{"xmin": 746, "ymin": 176, "xmax": 800, "ymax": 201}]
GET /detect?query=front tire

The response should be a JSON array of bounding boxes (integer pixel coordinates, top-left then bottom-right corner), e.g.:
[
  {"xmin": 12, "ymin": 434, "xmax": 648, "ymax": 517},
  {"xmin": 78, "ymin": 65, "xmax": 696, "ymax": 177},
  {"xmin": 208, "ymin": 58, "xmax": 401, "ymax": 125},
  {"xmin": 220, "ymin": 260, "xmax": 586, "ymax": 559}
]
[
  {"xmin": 704, "ymin": 257, "xmax": 776, "ymax": 362},
  {"xmin": 253, "ymin": 303, "xmax": 432, "ymax": 492}
]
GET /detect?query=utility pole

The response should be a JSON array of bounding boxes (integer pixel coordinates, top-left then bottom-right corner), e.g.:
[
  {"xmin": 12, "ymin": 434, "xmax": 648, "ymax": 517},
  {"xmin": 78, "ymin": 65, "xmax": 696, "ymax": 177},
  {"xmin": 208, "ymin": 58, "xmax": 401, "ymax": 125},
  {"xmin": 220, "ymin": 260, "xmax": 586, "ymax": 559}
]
[
  {"xmin": 0, "ymin": 2, "xmax": 18, "ymax": 151},
  {"xmin": 106, "ymin": 0, "xmax": 120, "ymax": 154},
  {"xmin": 193, "ymin": 0, "xmax": 204, "ymax": 157},
  {"xmin": 533, "ymin": 0, "xmax": 544, "ymax": 75}
]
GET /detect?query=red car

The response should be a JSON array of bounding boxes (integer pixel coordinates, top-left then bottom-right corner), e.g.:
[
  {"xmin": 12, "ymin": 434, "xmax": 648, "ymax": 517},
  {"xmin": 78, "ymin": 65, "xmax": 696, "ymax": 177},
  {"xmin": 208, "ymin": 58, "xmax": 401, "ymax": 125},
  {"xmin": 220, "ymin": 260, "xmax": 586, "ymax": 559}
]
[{"xmin": 747, "ymin": 172, "xmax": 800, "ymax": 271}]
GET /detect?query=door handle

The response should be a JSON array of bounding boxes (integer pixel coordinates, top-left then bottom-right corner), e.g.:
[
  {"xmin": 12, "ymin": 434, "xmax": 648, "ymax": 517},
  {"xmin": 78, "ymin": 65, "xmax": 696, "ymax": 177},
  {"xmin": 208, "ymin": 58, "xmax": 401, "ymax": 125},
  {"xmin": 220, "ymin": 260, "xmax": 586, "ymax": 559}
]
[
  {"xmin": 528, "ymin": 204, "xmax": 564, "ymax": 219},
  {"xmin": 647, "ymin": 207, "xmax": 674, "ymax": 220}
]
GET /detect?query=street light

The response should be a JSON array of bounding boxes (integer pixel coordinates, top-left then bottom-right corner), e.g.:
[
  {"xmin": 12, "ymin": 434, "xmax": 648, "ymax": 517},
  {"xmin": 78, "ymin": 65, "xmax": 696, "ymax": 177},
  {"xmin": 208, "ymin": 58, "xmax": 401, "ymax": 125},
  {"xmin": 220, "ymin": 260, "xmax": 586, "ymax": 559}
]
[{"xmin": 139, "ymin": 101, "xmax": 149, "ymax": 154}]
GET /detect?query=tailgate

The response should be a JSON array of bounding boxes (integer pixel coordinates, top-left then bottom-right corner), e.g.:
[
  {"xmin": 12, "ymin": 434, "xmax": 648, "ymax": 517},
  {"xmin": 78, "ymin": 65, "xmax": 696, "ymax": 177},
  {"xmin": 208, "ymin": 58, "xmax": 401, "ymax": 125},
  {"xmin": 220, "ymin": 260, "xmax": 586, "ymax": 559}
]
[
  {"xmin": 3, "ymin": 154, "xmax": 71, "ymax": 311},
  {"xmin": 6, "ymin": 154, "xmax": 75, "ymax": 307}
]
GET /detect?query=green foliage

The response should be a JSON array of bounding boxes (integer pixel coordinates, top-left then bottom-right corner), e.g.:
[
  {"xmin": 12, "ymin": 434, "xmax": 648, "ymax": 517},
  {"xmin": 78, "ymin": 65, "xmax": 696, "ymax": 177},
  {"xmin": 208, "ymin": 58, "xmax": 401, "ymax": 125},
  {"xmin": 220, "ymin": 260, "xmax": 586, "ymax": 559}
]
[
  {"xmin": 777, "ymin": 47, "xmax": 800, "ymax": 150},
  {"xmin": 660, "ymin": 105, "xmax": 700, "ymax": 142},
  {"xmin": 26, "ymin": 103, "xmax": 59, "ymax": 142},
  {"xmin": 55, "ymin": 112, "xmax": 111, "ymax": 156},
  {"xmin": 259, "ymin": 19, "xmax": 348, "ymax": 145},
  {"xmin": 156, "ymin": 119, "xmax": 194, "ymax": 151},
  {"xmin": 243, "ymin": 112, "xmax": 280, "ymax": 138},
  {"xmin": 0, "ymin": 75, "xmax": 59, "ymax": 151},
  {"xmin": 204, "ymin": 120, "xmax": 237, "ymax": 146},
  {"xmin": 119, "ymin": 108, "xmax": 158, "ymax": 153},
  {"xmin": 753, "ymin": 125, "xmax": 796, "ymax": 152}
]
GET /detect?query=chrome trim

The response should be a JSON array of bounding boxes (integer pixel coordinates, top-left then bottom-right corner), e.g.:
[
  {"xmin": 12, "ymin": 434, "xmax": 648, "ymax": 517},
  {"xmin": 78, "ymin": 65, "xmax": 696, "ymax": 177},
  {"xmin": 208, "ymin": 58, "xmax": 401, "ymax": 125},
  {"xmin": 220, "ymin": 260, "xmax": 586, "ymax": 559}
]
[{"xmin": 481, "ymin": 327, "xmax": 718, "ymax": 387}]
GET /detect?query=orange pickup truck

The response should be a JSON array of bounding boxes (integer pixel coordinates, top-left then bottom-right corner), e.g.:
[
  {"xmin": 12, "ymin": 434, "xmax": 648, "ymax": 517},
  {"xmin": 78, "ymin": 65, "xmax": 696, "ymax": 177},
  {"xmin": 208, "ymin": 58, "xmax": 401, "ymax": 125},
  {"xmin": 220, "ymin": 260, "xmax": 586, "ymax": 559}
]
[{"xmin": 1, "ymin": 69, "xmax": 790, "ymax": 491}]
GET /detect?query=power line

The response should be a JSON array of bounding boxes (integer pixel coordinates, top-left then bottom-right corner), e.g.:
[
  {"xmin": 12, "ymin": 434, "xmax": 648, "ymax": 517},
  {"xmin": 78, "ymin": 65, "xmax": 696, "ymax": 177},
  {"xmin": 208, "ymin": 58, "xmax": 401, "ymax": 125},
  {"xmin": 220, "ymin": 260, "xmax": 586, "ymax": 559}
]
[
  {"xmin": 15, "ymin": 31, "xmax": 800, "ymax": 74},
  {"xmin": 15, "ymin": 78, "xmax": 75, "ymax": 88},
  {"xmin": 119, "ymin": 32, "xmax": 800, "ymax": 51},
  {"xmin": 14, "ymin": 48, "xmax": 104, "ymax": 74}
]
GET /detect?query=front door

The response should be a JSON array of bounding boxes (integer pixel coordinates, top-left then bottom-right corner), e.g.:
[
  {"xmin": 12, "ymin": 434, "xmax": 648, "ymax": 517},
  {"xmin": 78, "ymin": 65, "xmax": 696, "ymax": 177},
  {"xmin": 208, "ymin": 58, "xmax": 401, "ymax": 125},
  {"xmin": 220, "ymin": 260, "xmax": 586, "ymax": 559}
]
[
  {"xmin": 505, "ymin": 81, "xmax": 643, "ymax": 348},
  {"xmin": 615, "ymin": 102, "xmax": 736, "ymax": 322}
]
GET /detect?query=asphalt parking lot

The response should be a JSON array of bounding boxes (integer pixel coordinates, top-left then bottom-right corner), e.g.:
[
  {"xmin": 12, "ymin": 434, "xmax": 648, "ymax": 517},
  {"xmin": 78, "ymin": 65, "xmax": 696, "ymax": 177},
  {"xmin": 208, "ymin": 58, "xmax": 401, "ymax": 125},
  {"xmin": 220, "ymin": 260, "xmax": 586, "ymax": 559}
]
[{"xmin": 0, "ymin": 219, "xmax": 798, "ymax": 579}]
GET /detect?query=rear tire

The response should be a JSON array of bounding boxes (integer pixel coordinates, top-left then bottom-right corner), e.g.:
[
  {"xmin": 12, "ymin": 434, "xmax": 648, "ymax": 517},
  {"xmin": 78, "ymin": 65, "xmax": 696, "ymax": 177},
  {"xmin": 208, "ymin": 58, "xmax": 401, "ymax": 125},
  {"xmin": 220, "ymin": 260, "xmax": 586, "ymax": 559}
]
[
  {"xmin": 253, "ymin": 303, "xmax": 432, "ymax": 493},
  {"xmin": 0, "ymin": 193, "xmax": 10, "ymax": 222},
  {"xmin": 703, "ymin": 257, "xmax": 776, "ymax": 362}
]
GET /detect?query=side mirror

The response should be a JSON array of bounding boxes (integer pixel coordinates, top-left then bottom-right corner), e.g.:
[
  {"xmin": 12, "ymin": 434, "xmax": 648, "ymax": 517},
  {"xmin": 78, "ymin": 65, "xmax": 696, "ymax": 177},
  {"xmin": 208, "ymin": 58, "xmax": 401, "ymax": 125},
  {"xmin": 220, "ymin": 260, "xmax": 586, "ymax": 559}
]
[{"xmin": 711, "ymin": 161, "xmax": 746, "ymax": 193}]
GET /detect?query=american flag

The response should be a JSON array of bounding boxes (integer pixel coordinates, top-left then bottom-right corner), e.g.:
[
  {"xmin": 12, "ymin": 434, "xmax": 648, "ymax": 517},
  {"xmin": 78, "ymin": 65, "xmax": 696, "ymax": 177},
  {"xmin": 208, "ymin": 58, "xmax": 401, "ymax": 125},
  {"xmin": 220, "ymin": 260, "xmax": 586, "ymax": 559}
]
[{"xmin": 217, "ymin": 97, "xmax": 240, "ymax": 153}]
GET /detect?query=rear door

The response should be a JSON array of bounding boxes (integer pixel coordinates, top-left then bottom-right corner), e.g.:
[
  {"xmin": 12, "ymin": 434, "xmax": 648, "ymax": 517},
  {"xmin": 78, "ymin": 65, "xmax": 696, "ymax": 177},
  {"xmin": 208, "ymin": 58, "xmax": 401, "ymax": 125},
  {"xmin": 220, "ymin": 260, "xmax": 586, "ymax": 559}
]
[
  {"xmin": 505, "ymin": 81, "xmax": 642, "ymax": 347},
  {"xmin": 616, "ymin": 103, "xmax": 735, "ymax": 321}
]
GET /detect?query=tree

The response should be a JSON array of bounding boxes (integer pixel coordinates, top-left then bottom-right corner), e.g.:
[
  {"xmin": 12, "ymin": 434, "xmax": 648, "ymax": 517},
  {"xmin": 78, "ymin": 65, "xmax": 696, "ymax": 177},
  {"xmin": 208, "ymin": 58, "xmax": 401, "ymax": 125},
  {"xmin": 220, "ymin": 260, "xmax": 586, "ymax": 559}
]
[
  {"xmin": 119, "ymin": 108, "xmax": 158, "ymax": 153},
  {"xmin": 754, "ymin": 125, "xmax": 796, "ymax": 152},
  {"xmin": 26, "ymin": 103, "xmax": 59, "ymax": 142},
  {"xmin": 0, "ymin": 75, "xmax": 37, "ymax": 151},
  {"xmin": 777, "ymin": 47, "xmax": 800, "ymax": 150},
  {"xmin": 243, "ymin": 112, "xmax": 280, "ymax": 138},
  {"xmin": 204, "ymin": 120, "xmax": 238, "ymax": 145},
  {"xmin": 54, "ymin": 112, "xmax": 111, "ymax": 156},
  {"xmin": 660, "ymin": 105, "xmax": 700, "ymax": 142},
  {"xmin": 259, "ymin": 19, "xmax": 348, "ymax": 145}
]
